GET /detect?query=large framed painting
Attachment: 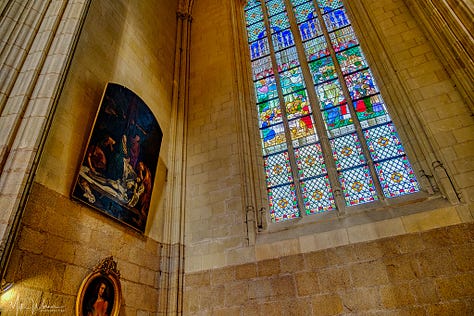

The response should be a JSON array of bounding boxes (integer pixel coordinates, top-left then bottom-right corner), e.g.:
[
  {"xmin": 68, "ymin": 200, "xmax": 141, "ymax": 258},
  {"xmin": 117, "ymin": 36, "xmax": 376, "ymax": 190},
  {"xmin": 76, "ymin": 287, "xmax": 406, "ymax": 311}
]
[{"xmin": 72, "ymin": 83, "xmax": 162, "ymax": 232}]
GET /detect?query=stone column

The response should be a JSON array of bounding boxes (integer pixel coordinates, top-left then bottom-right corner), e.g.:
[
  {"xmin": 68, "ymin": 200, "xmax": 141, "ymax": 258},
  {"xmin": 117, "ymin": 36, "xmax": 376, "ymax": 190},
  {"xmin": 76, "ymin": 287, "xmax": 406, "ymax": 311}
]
[
  {"xmin": 158, "ymin": 0, "xmax": 193, "ymax": 314},
  {"xmin": 0, "ymin": 0, "xmax": 92, "ymax": 279},
  {"xmin": 403, "ymin": 0, "xmax": 474, "ymax": 114}
]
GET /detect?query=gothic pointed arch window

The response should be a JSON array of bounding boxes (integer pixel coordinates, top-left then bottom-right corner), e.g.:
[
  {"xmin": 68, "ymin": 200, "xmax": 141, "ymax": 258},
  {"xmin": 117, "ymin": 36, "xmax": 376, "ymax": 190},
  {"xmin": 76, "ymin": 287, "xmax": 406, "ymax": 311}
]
[{"xmin": 244, "ymin": 0, "xmax": 421, "ymax": 223}]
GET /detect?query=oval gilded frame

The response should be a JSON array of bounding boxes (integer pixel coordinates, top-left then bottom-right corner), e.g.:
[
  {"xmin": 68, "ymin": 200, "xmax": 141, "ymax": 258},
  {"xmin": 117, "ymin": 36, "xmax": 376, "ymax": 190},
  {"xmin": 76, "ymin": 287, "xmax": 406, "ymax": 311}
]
[{"xmin": 75, "ymin": 257, "xmax": 122, "ymax": 316}]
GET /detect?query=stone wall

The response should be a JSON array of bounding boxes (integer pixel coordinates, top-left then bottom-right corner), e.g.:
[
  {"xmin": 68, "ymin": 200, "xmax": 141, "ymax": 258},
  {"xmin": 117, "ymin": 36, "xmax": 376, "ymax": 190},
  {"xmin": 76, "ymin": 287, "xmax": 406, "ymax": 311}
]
[
  {"xmin": 184, "ymin": 222, "xmax": 474, "ymax": 315},
  {"xmin": 2, "ymin": 183, "xmax": 161, "ymax": 314},
  {"xmin": 0, "ymin": 0, "xmax": 177, "ymax": 314},
  {"xmin": 185, "ymin": 0, "xmax": 474, "ymax": 274}
]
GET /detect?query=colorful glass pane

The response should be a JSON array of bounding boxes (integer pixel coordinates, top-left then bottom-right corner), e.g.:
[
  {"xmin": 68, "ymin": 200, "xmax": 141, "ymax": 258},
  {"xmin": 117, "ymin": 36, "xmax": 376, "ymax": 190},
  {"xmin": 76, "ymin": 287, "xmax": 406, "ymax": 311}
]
[
  {"xmin": 269, "ymin": 12, "xmax": 290, "ymax": 31},
  {"xmin": 260, "ymin": 123, "xmax": 287, "ymax": 153},
  {"xmin": 299, "ymin": 18, "xmax": 323, "ymax": 41},
  {"xmin": 285, "ymin": 89, "xmax": 312, "ymax": 120},
  {"xmin": 301, "ymin": 176, "xmax": 336, "ymax": 213},
  {"xmin": 331, "ymin": 133, "xmax": 365, "ymax": 170},
  {"xmin": 245, "ymin": 0, "xmax": 261, "ymax": 11},
  {"xmin": 339, "ymin": 166, "xmax": 378, "ymax": 206},
  {"xmin": 252, "ymin": 56, "xmax": 273, "ymax": 80},
  {"xmin": 272, "ymin": 29, "xmax": 295, "ymax": 51},
  {"xmin": 326, "ymin": 120, "xmax": 356, "ymax": 138},
  {"xmin": 290, "ymin": 0, "xmax": 307, "ymax": 6},
  {"xmin": 266, "ymin": 0, "xmax": 285, "ymax": 16},
  {"xmin": 329, "ymin": 26, "xmax": 359, "ymax": 52},
  {"xmin": 247, "ymin": 21, "xmax": 266, "ymax": 42},
  {"xmin": 289, "ymin": 116, "xmax": 318, "ymax": 146},
  {"xmin": 337, "ymin": 46, "xmax": 368, "ymax": 75},
  {"xmin": 354, "ymin": 94, "xmax": 389, "ymax": 126},
  {"xmin": 249, "ymin": 38, "xmax": 270, "ymax": 60},
  {"xmin": 303, "ymin": 36, "xmax": 329, "ymax": 61},
  {"xmin": 268, "ymin": 184, "xmax": 300, "ymax": 222},
  {"xmin": 364, "ymin": 123, "xmax": 406, "ymax": 161},
  {"xmin": 264, "ymin": 151, "xmax": 293, "ymax": 187},
  {"xmin": 375, "ymin": 156, "xmax": 420, "ymax": 198},
  {"xmin": 323, "ymin": 8, "xmax": 350, "ymax": 31},
  {"xmin": 316, "ymin": 0, "xmax": 344, "ymax": 13},
  {"xmin": 245, "ymin": 5, "xmax": 263, "ymax": 26},
  {"xmin": 280, "ymin": 67, "xmax": 305, "ymax": 94},
  {"xmin": 258, "ymin": 99, "xmax": 282, "ymax": 128},
  {"xmin": 323, "ymin": 103, "xmax": 352, "ymax": 132},
  {"xmin": 309, "ymin": 56, "xmax": 337, "ymax": 83},
  {"xmin": 254, "ymin": 75, "xmax": 278, "ymax": 102},
  {"xmin": 293, "ymin": 1, "xmax": 316, "ymax": 23},
  {"xmin": 275, "ymin": 46, "xmax": 300, "ymax": 72},
  {"xmin": 345, "ymin": 69, "xmax": 378, "ymax": 100},
  {"xmin": 316, "ymin": 79, "xmax": 346, "ymax": 109},
  {"xmin": 294, "ymin": 143, "xmax": 326, "ymax": 179}
]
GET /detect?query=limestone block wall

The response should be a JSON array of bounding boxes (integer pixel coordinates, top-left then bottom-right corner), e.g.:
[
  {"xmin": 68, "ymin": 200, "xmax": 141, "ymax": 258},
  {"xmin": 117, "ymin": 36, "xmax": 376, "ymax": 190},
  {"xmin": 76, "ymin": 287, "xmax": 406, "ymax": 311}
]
[
  {"xmin": 184, "ymin": 222, "xmax": 474, "ymax": 315},
  {"xmin": 2, "ymin": 183, "xmax": 162, "ymax": 314},
  {"xmin": 185, "ymin": 0, "xmax": 474, "ymax": 276},
  {"xmin": 1, "ymin": 0, "xmax": 177, "ymax": 314}
]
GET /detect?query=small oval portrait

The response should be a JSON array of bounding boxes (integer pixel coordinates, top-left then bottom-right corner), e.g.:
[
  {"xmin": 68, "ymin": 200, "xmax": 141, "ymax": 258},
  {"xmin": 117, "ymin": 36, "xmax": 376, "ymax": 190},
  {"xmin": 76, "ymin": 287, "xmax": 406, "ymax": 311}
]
[{"xmin": 76, "ymin": 271, "xmax": 121, "ymax": 316}]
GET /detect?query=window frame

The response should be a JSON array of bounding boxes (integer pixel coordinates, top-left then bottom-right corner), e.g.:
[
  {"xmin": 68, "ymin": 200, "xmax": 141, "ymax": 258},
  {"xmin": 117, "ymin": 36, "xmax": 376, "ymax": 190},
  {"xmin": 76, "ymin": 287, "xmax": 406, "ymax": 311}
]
[{"xmin": 238, "ymin": 0, "xmax": 444, "ymax": 234}]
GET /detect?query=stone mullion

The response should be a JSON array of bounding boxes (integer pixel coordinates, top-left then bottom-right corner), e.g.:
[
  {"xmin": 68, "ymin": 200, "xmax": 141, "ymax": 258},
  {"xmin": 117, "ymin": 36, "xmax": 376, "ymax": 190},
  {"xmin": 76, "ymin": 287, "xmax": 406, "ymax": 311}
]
[
  {"xmin": 312, "ymin": 1, "xmax": 387, "ymax": 203},
  {"xmin": 0, "ymin": 0, "xmax": 92, "ymax": 281},
  {"xmin": 283, "ymin": 0, "xmax": 347, "ymax": 214},
  {"xmin": 261, "ymin": 0, "xmax": 308, "ymax": 220}
]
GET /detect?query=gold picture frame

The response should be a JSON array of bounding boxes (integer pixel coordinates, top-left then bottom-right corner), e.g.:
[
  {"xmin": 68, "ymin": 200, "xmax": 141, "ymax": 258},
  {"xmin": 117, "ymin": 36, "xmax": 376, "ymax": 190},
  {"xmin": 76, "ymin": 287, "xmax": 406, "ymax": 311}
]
[{"xmin": 76, "ymin": 257, "xmax": 122, "ymax": 316}]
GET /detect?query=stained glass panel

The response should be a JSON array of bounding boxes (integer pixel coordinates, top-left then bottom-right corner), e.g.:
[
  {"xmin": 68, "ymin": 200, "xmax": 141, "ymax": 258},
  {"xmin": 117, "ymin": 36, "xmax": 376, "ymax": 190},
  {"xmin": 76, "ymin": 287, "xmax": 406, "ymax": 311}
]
[
  {"xmin": 244, "ymin": 0, "xmax": 421, "ymax": 222},
  {"xmin": 268, "ymin": 184, "xmax": 300, "ymax": 222},
  {"xmin": 269, "ymin": 12, "xmax": 290, "ymax": 31},
  {"xmin": 252, "ymin": 56, "xmax": 273, "ymax": 80},
  {"xmin": 293, "ymin": 1, "xmax": 316, "ymax": 23},
  {"xmin": 264, "ymin": 151, "xmax": 293, "ymax": 187},
  {"xmin": 245, "ymin": 5, "xmax": 263, "ymax": 25},
  {"xmin": 364, "ymin": 123, "xmax": 406, "ymax": 161},
  {"xmin": 275, "ymin": 46, "xmax": 300, "ymax": 72},
  {"xmin": 254, "ymin": 75, "xmax": 278, "ymax": 102},
  {"xmin": 331, "ymin": 133, "xmax": 365, "ymax": 170},
  {"xmin": 303, "ymin": 36, "xmax": 329, "ymax": 61},
  {"xmin": 337, "ymin": 46, "xmax": 368, "ymax": 75},
  {"xmin": 280, "ymin": 67, "xmax": 305, "ymax": 94},
  {"xmin": 295, "ymin": 143, "xmax": 326, "ymax": 179},
  {"xmin": 316, "ymin": 79, "xmax": 346, "ymax": 109},
  {"xmin": 289, "ymin": 116, "xmax": 318, "ymax": 147},
  {"xmin": 316, "ymin": 0, "xmax": 344, "ymax": 13},
  {"xmin": 266, "ymin": 0, "xmax": 286, "ymax": 16},
  {"xmin": 301, "ymin": 176, "xmax": 336, "ymax": 213},
  {"xmin": 322, "ymin": 103, "xmax": 352, "ymax": 132},
  {"xmin": 323, "ymin": 8, "xmax": 350, "ymax": 31},
  {"xmin": 285, "ymin": 89, "xmax": 312, "ymax": 120},
  {"xmin": 249, "ymin": 38, "xmax": 270, "ymax": 60},
  {"xmin": 339, "ymin": 166, "xmax": 378, "ymax": 205},
  {"xmin": 354, "ymin": 94, "xmax": 389, "ymax": 125},
  {"xmin": 258, "ymin": 98, "xmax": 282, "ymax": 128},
  {"xmin": 375, "ymin": 156, "xmax": 420, "ymax": 198},
  {"xmin": 299, "ymin": 18, "xmax": 323, "ymax": 41},
  {"xmin": 261, "ymin": 122, "xmax": 286, "ymax": 145},
  {"xmin": 309, "ymin": 56, "xmax": 337, "ymax": 83},
  {"xmin": 247, "ymin": 21, "xmax": 266, "ymax": 42},
  {"xmin": 272, "ymin": 29, "xmax": 295, "ymax": 51},
  {"xmin": 329, "ymin": 26, "xmax": 359, "ymax": 52},
  {"xmin": 245, "ymin": 0, "xmax": 261, "ymax": 10},
  {"xmin": 345, "ymin": 69, "xmax": 378, "ymax": 100}
]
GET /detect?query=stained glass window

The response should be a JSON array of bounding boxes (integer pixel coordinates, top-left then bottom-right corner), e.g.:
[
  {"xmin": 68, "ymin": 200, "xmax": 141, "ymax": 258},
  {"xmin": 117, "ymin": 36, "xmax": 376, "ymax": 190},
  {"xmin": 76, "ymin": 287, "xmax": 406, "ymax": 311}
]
[{"xmin": 244, "ymin": 0, "xmax": 420, "ymax": 223}]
